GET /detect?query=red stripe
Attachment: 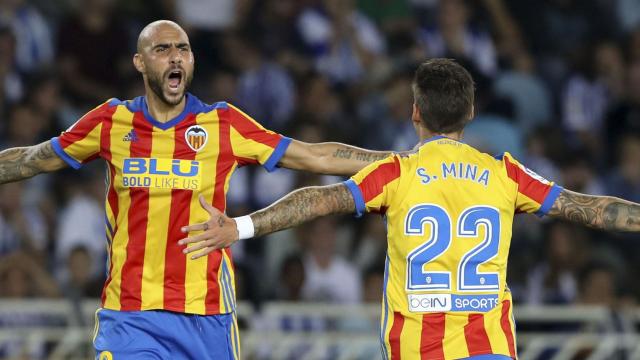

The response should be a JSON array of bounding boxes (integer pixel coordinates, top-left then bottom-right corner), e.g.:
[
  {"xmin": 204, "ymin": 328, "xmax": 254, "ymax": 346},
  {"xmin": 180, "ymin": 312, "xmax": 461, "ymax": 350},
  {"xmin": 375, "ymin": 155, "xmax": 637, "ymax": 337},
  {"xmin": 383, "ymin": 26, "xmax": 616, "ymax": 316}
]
[
  {"xmin": 205, "ymin": 116, "xmax": 236, "ymax": 313},
  {"xmin": 119, "ymin": 113, "xmax": 152, "ymax": 310},
  {"xmin": 226, "ymin": 106, "xmax": 280, "ymax": 148},
  {"xmin": 504, "ymin": 156, "xmax": 551, "ymax": 204},
  {"xmin": 359, "ymin": 157, "xmax": 401, "ymax": 203},
  {"xmin": 236, "ymin": 156, "xmax": 259, "ymax": 166},
  {"xmin": 389, "ymin": 312, "xmax": 404, "ymax": 360},
  {"xmin": 500, "ymin": 300, "xmax": 516, "ymax": 358},
  {"xmin": 99, "ymin": 109, "xmax": 116, "ymax": 306},
  {"xmin": 464, "ymin": 314, "xmax": 493, "ymax": 356},
  {"xmin": 420, "ymin": 313, "xmax": 446, "ymax": 360},
  {"xmin": 60, "ymin": 101, "xmax": 113, "ymax": 148},
  {"xmin": 163, "ymin": 115, "xmax": 197, "ymax": 311}
]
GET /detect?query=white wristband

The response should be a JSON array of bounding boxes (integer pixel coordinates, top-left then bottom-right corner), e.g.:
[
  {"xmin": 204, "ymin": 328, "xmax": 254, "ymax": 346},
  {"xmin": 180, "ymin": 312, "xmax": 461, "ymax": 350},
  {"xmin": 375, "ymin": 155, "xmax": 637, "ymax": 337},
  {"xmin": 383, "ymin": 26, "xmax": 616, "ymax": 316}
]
[{"xmin": 234, "ymin": 215, "xmax": 255, "ymax": 240}]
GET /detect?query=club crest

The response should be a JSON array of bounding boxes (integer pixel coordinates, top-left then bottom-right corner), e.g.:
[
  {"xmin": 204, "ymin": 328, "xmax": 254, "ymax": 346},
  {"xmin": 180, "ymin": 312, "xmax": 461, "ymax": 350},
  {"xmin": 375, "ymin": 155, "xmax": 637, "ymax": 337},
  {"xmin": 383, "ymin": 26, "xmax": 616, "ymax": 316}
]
[{"xmin": 185, "ymin": 125, "xmax": 208, "ymax": 152}]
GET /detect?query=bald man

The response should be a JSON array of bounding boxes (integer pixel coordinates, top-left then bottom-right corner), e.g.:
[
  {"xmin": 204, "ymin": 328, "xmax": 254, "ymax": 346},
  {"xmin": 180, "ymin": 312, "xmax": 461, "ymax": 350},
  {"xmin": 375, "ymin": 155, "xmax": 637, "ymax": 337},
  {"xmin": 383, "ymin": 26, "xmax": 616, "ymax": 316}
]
[{"xmin": 0, "ymin": 21, "xmax": 390, "ymax": 359}]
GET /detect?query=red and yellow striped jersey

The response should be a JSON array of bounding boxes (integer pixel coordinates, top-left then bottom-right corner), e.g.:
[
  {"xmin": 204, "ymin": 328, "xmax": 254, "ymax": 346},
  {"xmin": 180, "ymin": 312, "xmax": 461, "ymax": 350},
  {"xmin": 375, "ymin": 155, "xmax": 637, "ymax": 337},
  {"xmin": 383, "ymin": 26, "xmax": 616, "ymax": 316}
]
[
  {"xmin": 52, "ymin": 94, "xmax": 291, "ymax": 315},
  {"xmin": 344, "ymin": 135, "xmax": 562, "ymax": 359}
]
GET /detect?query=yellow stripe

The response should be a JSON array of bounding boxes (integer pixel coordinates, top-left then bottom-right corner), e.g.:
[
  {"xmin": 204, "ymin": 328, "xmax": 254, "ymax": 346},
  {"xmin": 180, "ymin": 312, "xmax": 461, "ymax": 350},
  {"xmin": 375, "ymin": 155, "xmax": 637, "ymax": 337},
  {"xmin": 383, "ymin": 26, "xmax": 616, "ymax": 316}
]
[
  {"xmin": 64, "ymin": 123, "xmax": 102, "ymax": 162},
  {"xmin": 184, "ymin": 112, "xmax": 219, "ymax": 314},
  {"xmin": 139, "ymin": 127, "xmax": 175, "ymax": 309},
  {"xmin": 103, "ymin": 106, "xmax": 135, "ymax": 310},
  {"xmin": 443, "ymin": 313, "xmax": 470, "ymax": 359},
  {"xmin": 398, "ymin": 314, "xmax": 420, "ymax": 358},
  {"xmin": 229, "ymin": 126, "xmax": 277, "ymax": 164},
  {"xmin": 486, "ymin": 302, "xmax": 511, "ymax": 356}
]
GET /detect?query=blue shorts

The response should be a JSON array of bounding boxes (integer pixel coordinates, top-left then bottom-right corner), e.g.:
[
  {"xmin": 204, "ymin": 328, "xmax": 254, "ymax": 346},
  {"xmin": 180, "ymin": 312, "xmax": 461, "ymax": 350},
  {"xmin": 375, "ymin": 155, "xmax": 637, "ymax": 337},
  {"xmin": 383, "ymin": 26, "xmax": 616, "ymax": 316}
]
[{"xmin": 93, "ymin": 309, "xmax": 240, "ymax": 360}]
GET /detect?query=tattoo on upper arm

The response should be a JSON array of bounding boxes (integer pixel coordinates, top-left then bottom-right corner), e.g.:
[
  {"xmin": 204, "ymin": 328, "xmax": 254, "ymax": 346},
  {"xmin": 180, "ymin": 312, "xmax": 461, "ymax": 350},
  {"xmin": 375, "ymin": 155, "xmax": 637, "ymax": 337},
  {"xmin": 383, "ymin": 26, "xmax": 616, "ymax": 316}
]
[
  {"xmin": 252, "ymin": 184, "xmax": 355, "ymax": 237},
  {"xmin": 332, "ymin": 148, "xmax": 388, "ymax": 163},
  {"xmin": 548, "ymin": 189, "xmax": 640, "ymax": 231},
  {"xmin": 0, "ymin": 141, "xmax": 62, "ymax": 184}
]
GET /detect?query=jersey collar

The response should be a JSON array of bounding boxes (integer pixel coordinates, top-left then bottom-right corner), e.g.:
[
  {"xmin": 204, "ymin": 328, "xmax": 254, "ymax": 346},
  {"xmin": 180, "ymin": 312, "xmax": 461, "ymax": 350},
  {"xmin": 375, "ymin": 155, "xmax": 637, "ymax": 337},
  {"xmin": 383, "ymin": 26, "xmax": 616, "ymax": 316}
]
[
  {"xmin": 419, "ymin": 135, "xmax": 464, "ymax": 146},
  {"xmin": 139, "ymin": 93, "xmax": 197, "ymax": 130}
]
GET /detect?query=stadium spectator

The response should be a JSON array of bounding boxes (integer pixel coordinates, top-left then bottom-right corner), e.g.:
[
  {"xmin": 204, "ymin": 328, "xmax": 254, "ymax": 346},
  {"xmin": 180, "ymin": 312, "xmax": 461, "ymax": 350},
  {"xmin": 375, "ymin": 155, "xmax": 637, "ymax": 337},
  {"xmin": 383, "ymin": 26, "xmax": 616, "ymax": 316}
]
[
  {"xmin": 0, "ymin": 0, "xmax": 53, "ymax": 73},
  {"xmin": 357, "ymin": 69, "xmax": 418, "ymax": 151},
  {"xmin": 0, "ymin": 251, "xmax": 59, "ymax": 298},
  {"xmin": 54, "ymin": 167, "xmax": 107, "ymax": 282},
  {"xmin": 352, "ymin": 216, "xmax": 387, "ymax": 272},
  {"xmin": 605, "ymin": 134, "xmax": 640, "ymax": 203},
  {"xmin": 0, "ymin": 181, "xmax": 48, "ymax": 258},
  {"xmin": 301, "ymin": 217, "xmax": 362, "ymax": 304},
  {"xmin": 56, "ymin": 0, "xmax": 130, "ymax": 108},
  {"xmin": 297, "ymin": 0, "xmax": 386, "ymax": 84},
  {"xmin": 524, "ymin": 221, "xmax": 590, "ymax": 305},
  {"xmin": 274, "ymin": 253, "xmax": 306, "ymax": 301},
  {"xmin": 494, "ymin": 49, "xmax": 552, "ymax": 134},
  {"xmin": 604, "ymin": 63, "xmax": 640, "ymax": 160},
  {"xmin": 224, "ymin": 34, "xmax": 297, "ymax": 132},
  {"xmin": 562, "ymin": 42, "xmax": 625, "ymax": 159},
  {"xmin": 61, "ymin": 245, "xmax": 104, "ymax": 299},
  {"xmin": 0, "ymin": 25, "xmax": 23, "ymax": 115},
  {"xmin": 417, "ymin": 0, "xmax": 497, "ymax": 76}
]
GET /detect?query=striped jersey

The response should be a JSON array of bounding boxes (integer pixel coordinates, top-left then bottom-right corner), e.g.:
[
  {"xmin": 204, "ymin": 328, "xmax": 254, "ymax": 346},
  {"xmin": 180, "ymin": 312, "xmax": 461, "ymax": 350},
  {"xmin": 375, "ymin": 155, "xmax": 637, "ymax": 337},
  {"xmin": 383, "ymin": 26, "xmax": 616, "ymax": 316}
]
[
  {"xmin": 344, "ymin": 135, "xmax": 562, "ymax": 359},
  {"xmin": 52, "ymin": 93, "xmax": 291, "ymax": 315}
]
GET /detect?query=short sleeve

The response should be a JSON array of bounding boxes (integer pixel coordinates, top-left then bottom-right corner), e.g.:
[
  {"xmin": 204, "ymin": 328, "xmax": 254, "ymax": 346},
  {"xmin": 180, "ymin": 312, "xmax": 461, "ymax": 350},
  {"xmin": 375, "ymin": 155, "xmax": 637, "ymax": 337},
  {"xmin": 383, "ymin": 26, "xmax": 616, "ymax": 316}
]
[
  {"xmin": 225, "ymin": 103, "xmax": 291, "ymax": 172},
  {"xmin": 51, "ymin": 99, "xmax": 115, "ymax": 169},
  {"xmin": 343, "ymin": 155, "xmax": 401, "ymax": 217},
  {"xmin": 502, "ymin": 153, "xmax": 563, "ymax": 216}
]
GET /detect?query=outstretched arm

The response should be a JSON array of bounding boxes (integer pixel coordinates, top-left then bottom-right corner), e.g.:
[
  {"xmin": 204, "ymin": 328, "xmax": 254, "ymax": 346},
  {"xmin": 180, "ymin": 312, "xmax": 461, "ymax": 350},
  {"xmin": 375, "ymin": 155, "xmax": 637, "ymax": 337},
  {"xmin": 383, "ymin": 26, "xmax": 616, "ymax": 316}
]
[
  {"xmin": 0, "ymin": 140, "xmax": 67, "ymax": 184},
  {"xmin": 251, "ymin": 183, "xmax": 355, "ymax": 237},
  {"xmin": 179, "ymin": 184, "xmax": 355, "ymax": 259},
  {"xmin": 278, "ymin": 139, "xmax": 390, "ymax": 176},
  {"xmin": 547, "ymin": 189, "xmax": 640, "ymax": 231}
]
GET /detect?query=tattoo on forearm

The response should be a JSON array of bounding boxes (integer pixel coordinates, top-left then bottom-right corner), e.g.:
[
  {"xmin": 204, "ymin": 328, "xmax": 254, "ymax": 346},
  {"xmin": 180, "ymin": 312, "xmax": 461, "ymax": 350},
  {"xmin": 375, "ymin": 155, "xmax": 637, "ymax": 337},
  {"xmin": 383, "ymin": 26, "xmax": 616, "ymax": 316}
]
[
  {"xmin": 332, "ymin": 148, "xmax": 388, "ymax": 163},
  {"xmin": 548, "ymin": 189, "xmax": 640, "ymax": 231},
  {"xmin": 251, "ymin": 184, "xmax": 355, "ymax": 237},
  {"xmin": 0, "ymin": 142, "xmax": 60, "ymax": 184}
]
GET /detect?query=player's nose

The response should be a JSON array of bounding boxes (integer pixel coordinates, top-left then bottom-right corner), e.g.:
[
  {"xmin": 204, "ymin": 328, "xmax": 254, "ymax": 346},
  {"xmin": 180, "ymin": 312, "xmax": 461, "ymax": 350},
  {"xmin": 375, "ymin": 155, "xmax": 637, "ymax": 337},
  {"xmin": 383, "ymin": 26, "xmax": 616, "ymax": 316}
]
[{"xmin": 169, "ymin": 47, "xmax": 183, "ymax": 64}]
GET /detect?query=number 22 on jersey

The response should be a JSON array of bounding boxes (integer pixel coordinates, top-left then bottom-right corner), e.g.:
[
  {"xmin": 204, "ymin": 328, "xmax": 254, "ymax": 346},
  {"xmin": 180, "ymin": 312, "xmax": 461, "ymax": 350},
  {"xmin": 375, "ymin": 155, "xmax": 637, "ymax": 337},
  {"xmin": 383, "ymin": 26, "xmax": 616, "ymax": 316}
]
[{"xmin": 405, "ymin": 204, "xmax": 501, "ymax": 292}]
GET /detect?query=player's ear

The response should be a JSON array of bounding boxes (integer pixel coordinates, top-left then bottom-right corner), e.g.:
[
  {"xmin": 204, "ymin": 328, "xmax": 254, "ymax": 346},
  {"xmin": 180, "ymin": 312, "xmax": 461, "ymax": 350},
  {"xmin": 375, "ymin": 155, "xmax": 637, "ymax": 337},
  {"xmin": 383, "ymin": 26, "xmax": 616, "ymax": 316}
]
[
  {"xmin": 133, "ymin": 53, "xmax": 145, "ymax": 74},
  {"xmin": 411, "ymin": 103, "xmax": 422, "ymax": 127},
  {"xmin": 467, "ymin": 104, "xmax": 475, "ymax": 122}
]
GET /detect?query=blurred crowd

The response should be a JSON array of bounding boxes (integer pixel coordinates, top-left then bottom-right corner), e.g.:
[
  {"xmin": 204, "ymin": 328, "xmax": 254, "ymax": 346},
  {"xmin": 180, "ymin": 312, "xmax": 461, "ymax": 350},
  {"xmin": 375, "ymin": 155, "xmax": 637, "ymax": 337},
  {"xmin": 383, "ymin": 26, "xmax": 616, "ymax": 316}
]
[{"xmin": 2, "ymin": 0, "xmax": 640, "ymax": 326}]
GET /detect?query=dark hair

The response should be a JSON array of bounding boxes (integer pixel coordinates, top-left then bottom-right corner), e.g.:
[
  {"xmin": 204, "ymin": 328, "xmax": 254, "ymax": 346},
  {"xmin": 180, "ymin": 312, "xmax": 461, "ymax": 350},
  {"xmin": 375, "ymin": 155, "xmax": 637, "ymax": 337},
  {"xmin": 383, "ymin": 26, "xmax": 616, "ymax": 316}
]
[{"xmin": 412, "ymin": 58, "xmax": 475, "ymax": 133}]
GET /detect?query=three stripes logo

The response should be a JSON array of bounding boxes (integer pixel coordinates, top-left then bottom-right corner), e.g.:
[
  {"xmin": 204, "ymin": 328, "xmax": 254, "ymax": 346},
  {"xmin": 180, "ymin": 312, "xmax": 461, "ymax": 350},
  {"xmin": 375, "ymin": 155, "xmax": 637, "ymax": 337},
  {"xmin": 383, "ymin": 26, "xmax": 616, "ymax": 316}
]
[{"xmin": 185, "ymin": 125, "xmax": 208, "ymax": 152}]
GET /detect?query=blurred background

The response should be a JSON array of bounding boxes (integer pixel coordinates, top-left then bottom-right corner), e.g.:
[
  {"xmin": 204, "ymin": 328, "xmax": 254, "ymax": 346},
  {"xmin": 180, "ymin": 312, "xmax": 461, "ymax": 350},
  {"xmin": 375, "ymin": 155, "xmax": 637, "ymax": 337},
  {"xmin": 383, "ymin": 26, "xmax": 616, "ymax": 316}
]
[{"xmin": 1, "ymin": 0, "xmax": 640, "ymax": 359}]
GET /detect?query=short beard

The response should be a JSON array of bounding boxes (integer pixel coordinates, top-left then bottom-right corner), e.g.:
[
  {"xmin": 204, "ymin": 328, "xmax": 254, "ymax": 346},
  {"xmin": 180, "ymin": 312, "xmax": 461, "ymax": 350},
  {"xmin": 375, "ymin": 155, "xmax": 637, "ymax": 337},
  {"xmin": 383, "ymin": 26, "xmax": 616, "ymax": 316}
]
[{"xmin": 147, "ymin": 71, "xmax": 192, "ymax": 106}]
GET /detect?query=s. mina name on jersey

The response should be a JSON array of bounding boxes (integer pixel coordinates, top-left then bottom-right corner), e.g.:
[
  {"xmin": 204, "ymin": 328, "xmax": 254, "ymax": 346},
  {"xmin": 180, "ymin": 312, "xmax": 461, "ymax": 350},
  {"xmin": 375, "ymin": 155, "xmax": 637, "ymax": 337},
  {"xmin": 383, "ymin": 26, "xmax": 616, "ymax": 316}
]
[
  {"xmin": 50, "ymin": 93, "xmax": 292, "ymax": 315},
  {"xmin": 417, "ymin": 162, "xmax": 491, "ymax": 187}
]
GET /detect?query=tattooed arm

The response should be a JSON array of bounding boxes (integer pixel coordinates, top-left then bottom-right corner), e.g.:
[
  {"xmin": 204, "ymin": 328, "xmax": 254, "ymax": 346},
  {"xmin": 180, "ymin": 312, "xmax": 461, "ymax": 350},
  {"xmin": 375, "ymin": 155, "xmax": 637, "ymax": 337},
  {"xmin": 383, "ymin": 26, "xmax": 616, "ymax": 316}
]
[
  {"xmin": 179, "ymin": 184, "xmax": 355, "ymax": 258},
  {"xmin": 251, "ymin": 183, "xmax": 355, "ymax": 236},
  {"xmin": 278, "ymin": 139, "xmax": 390, "ymax": 176},
  {"xmin": 0, "ymin": 140, "xmax": 68, "ymax": 184},
  {"xmin": 547, "ymin": 189, "xmax": 640, "ymax": 232}
]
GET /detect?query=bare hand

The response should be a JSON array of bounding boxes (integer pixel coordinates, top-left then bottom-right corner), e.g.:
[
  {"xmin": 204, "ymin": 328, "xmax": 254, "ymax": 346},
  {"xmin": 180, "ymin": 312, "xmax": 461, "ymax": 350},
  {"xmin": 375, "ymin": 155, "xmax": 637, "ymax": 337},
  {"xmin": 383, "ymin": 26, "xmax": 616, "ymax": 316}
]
[{"xmin": 178, "ymin": 195, "xmax": 239, "ymax": 260}]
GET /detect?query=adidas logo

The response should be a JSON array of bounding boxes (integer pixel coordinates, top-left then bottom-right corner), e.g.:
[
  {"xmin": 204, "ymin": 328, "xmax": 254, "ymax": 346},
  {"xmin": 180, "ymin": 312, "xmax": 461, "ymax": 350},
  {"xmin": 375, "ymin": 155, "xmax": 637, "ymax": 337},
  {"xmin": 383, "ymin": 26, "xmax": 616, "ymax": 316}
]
[{"xmin": 123, "ymin": 129, "xmax": 139, "ymax": 142}]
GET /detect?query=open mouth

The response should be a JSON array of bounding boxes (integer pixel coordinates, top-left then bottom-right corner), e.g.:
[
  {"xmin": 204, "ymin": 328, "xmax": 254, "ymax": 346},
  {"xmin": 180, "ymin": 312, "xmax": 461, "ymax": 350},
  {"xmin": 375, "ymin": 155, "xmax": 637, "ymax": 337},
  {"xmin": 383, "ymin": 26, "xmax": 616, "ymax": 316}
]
[{"xmin": 167, "ymin": 70, "xmax": 183, "ymax": 90}]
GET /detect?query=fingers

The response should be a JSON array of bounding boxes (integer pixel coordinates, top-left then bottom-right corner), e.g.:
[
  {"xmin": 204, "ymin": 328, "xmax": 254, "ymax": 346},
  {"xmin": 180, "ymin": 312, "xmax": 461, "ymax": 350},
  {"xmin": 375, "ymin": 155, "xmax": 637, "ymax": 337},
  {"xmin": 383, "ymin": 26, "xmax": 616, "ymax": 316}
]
[
  {"xmin": 199, "ymin": 194, "xmax": 220, "ymax": 216},
  {"xmin": 181, "ymin": 222, "xmax": 209, "ymax": 233},
  {"xmin": 180, "ymin": 237, "xmax": 227, "ymax": 260},
  {"xmin": 178, "ymin": 231, "xmax": 211, "ymax": 245}
]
